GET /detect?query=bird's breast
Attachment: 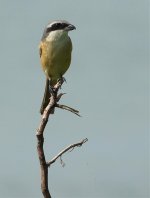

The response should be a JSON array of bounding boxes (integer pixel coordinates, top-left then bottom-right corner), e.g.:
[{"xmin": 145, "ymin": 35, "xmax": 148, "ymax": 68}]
[{"xmin": 40, "ymin": 36, "xmax": 72, "ymax": 85}]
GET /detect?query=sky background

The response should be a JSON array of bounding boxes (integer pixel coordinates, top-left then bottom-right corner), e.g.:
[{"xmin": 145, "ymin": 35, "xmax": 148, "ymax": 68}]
[{"xmin": 0, "ymin": 0, "xmax": 149, "ymax": 198}]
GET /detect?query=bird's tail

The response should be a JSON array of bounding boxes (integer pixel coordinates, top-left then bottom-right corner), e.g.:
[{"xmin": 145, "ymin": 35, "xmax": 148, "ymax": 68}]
[{"xmin": 40, "ymin": 78, "xmax": 51, "ymax": 114}]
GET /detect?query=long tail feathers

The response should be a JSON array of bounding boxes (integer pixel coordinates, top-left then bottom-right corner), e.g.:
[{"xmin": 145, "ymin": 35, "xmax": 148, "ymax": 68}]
[{"xmin": 40, "ymin": 78, "xmax": 51, "ymax": 114}]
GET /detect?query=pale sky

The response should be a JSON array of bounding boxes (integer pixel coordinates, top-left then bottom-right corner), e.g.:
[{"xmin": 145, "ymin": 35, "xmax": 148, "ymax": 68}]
[{"xmin": 0, "ymin": 0, "xmax": 149, "ymax": 197}]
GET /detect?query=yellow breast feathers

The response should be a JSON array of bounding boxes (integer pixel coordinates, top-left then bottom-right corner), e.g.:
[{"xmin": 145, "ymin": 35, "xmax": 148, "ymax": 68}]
[{"xmin": 39, "ymin": 32, "xmax": 72, "ymax": 86}]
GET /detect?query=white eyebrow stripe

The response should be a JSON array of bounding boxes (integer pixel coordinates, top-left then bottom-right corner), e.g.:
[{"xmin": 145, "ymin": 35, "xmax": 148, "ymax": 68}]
[
  {"xmin": 46, "ymin": 20, "xmax": 70, "ymax": 29},
  {"xmin": 47, "ymin": 22, "xmax": 57, "ymax": 28},
  {"xmin": 47, "ymin": 21, "xmax": 62, "ymax": 29}
]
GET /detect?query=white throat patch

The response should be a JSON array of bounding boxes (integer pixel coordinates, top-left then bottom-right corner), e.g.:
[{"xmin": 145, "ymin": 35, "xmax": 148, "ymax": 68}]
[{"xmin": 46, "ymin": 30, "xmax": 68, "ymax": 42}]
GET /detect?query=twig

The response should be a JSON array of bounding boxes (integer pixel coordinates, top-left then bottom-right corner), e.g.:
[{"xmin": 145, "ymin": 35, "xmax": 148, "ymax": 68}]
[
  {"xmin": 56, "ymin": 104, "xmax": 81, "ymax": 117},
  {"xmin": 47, "ymin": 138, "xmax": 88, "ymax": 167}
]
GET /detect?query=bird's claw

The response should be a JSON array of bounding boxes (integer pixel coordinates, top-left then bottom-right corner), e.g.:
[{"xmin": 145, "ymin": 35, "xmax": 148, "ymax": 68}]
[
  {"xmin": 58, "ymin": 77, "xmax": 66, "ymax": 85},
  {"xmin": 61, "ymin": 77, "xmax": 67, "ymax": 83},
  {"xmin": 55, "ymin": 77, "xmax": 66, "ymax": 89}
]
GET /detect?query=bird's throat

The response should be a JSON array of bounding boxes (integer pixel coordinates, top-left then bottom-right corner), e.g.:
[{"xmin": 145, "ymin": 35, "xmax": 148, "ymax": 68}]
[{"xmin": 46, "ymin": 30, "xmax": 68, "ymax": 42}]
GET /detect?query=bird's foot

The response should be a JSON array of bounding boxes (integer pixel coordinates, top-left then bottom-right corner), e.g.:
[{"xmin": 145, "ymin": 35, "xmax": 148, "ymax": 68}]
[
  {"xmin": 54, "ymin": 77, "xmax": 66, "ymax": 90},
  {"xmin": 57, "ymin": 77, "xmax": 66, "ymax": 85},
  {"xmin": 61, "ymin": 77, "xmax": 67, "ymax": 84}
]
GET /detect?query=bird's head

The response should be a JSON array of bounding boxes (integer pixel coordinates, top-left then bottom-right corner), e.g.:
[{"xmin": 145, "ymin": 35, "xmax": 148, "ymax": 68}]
[{"xmin": 41, "ymin": 20, "xmax": 76, "ymax": 41}]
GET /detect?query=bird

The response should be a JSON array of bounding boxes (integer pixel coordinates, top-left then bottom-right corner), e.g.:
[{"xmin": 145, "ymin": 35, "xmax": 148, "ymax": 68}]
[{"xmin": 39, "ymin": 20, "xmax": 76, "ymax": 114}]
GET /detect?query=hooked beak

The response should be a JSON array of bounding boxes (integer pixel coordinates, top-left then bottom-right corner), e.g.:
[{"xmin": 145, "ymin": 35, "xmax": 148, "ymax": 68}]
[{"xmin": 65, "ymin": 24, "xmax": 76, "ymax": 31}]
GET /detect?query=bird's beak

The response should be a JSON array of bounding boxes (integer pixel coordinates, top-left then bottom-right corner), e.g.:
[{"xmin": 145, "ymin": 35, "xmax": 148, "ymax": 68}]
[{"xmin": 65, "ymin": 24, "xmax": 76, "ymax": 31}]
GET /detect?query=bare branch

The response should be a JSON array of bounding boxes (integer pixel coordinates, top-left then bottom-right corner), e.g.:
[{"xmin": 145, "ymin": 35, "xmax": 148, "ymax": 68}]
[
  {"xmin": 37, "ymin": 135, "xmax": 51, "ymax": 198},
  {"xmin": 36, "ymin": 79, "xmax": 87, "ymax": 197},
  {"xmin": 36, "ymin": 81, "xmax": 63, "ymax": 198},
  {"xmin": 47, "ymin": 138, "xmax": 88, "ymax": 167},
  {"xmin": 60, "ymin": 156, "xmax": 65, "ymax": 167},
  {"xmin": 56, "ymin": 104, "xmax": 81, "ymax": 117},
  {"xmin": 37, "ymin": 80, "xmax": 63, "ymax": 136}
]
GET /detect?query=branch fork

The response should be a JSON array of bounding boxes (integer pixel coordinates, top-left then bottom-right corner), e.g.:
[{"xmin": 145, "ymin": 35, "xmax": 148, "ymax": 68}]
[{"xmin": 36, "ymin": 80, "xmax": 88, "ymax": 198}]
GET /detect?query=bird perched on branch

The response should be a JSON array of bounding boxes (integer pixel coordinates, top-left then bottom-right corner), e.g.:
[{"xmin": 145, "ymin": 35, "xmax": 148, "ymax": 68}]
[{"xmin": 39, "ymin": 20, "xmax": 76, "ymax": 114}]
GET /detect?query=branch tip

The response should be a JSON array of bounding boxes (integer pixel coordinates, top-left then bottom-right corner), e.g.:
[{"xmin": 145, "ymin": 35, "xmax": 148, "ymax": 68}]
[
  {"xmin": 56, "ymin": 104, "xmax": 81, "ymax": 117},
  {"xmin": 47, "ymin": 138, "xmax": 88, "ymax": 167}
]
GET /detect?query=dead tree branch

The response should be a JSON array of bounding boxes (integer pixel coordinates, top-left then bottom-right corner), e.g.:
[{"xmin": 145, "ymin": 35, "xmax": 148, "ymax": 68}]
[
  {"xmin": 47, "ymin": 138, "xmax": 88, "ymax": 167},
  {"xmin": 56, "ymin": 104, "xmax": 81, "ymax": 116},
  {"xmin": 36, "ymin": 80, "xmax": 88, "ymax": 198},
  {"xmin": 36, "ymin": 134, "xmax": 51, "ymax": 198}
]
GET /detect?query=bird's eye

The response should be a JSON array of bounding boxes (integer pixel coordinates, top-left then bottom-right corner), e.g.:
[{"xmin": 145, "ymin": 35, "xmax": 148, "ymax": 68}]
[
  {"xmin": 46, "ymin": 22, "xmax": 68, "ymax": 33},
  {"xmin": 55, "ymin": 23, "xmax": 61, "ymax": 28}
]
